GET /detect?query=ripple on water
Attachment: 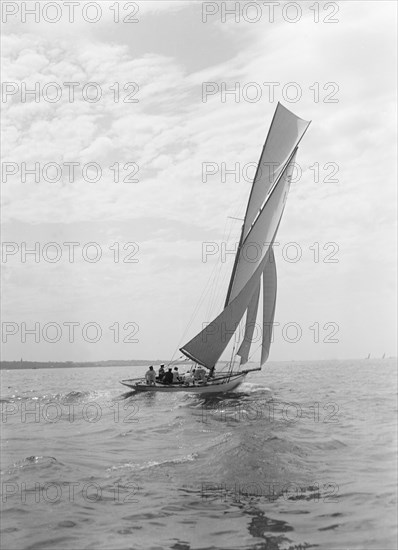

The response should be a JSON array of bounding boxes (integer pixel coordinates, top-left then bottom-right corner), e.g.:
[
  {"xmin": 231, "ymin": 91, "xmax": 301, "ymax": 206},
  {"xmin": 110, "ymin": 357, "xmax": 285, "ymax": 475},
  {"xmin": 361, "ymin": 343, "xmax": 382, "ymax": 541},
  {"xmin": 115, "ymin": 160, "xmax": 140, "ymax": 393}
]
[{"xmin": 1, "ymin": 360, "xmax": 396, "ymax": 550}]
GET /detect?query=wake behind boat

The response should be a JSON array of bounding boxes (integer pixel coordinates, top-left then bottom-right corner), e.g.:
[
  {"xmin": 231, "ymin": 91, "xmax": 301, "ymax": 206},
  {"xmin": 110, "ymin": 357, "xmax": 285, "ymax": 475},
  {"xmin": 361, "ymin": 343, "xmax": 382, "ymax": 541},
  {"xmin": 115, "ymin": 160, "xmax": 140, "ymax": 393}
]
[{"xmin": 120, "ymin": 103, "xmax": 310, "ymax": 394}]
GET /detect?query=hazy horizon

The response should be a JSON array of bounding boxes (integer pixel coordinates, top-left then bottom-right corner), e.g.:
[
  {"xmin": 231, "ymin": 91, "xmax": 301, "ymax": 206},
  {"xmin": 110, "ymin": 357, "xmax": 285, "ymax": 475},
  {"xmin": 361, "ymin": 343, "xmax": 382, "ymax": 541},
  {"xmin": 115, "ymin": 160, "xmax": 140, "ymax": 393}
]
[{"xmin": 2, "ymin": 356, "xmax": 396, "ymax": 366}]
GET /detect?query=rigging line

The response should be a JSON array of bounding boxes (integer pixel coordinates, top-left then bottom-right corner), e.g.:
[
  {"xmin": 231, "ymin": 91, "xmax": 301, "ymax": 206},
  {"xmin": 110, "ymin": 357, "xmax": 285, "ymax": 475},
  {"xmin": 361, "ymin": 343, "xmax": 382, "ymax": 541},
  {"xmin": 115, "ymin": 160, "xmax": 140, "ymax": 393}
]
[
  {"xmin": 205, "ymin": 215, "xmax": 232, "ymax": 320},
  {"xmin": 207, "ymin": 213, "xmax": 242, "ymax": 319},
  {"xmin": 248, "ymin": 341, "xmax": 263, "ymax": 362},
  {"xmin": 166, "ymin": 355, "xmax": 186, "ymax": 368},
  {"xmin": 216, "ymin": 211, "xmax": 242, "ymax": 296},
  {"xmin": 206, "ymin": 254, "xmax": 225, "ymax": 320},
  {"xmin": 171, "ymin": 218, "xmax": 230, "ymax": 360},
  {"xmin": 172, "ymin": 211, "xmax": 243, "ymax": 360},
  {"xmin": 170, "ymin": 267, "xmax": 216, "ymax": 361},
  {"xmin": 224, "ymin": 201, "xmax": 247, "ymax": 307},
  {"xmin": 205, "ymin": 253, "xmax": 222, "ymax": 318},
  {"xmin": 207, "ymin": 265, "xmax": 227, "ymax": 320},
  {"xmin": 170, "ymin": 276, "xmax": 215, "ymax": 361},
  {"xmin": 192, "ymin": 216, "xmax": 230, "ymax": 322}
]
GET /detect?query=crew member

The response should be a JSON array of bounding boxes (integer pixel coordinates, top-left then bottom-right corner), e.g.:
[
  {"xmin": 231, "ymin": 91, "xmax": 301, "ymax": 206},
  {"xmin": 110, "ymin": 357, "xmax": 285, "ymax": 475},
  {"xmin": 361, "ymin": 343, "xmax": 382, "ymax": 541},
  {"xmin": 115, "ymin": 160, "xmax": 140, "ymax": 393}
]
[
  {"xmin": 163, "ymin": 368, "xmax": 173, "ymax": 385},
  {"xmin": 158, "ymin": 364, "xmax": 165, "ymax": 381},
  {"xmin": 145, "ymin": 366, "xmax": 156, "ymax": 386},
  {"xmin": 173, "ymin": 367, "xmax": 181, "ymax": 383},
  {"xmin": 196, "ymin": 365, "xmax": 207, "ymax": 383},
  {"xmin": 184, "ymin": 371, "xmax": 194, "ymax": 386}
]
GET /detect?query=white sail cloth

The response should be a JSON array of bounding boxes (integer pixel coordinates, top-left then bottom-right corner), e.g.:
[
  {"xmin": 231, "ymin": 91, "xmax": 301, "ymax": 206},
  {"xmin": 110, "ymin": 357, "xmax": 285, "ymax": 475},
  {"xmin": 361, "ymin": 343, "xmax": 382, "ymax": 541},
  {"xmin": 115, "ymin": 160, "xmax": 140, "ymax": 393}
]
[
  {"xmin": 180, "ymin": 104, "xmax": 310, "ymax": 369},
  {"xmin": 180, "ymin": 248, "xmax": 272, "ymax": 368},
  {"xmin": 236, "ymin": 246, "xmax": 277, "ymax": 366},
  {"xmin": 242, "ymin": 102, "xmax": 310, "ymax": 240},
  {"xmin": 236, "ymin": 283, "xmax": 260, "ymax": 364},
  {"xmin": 226, "ymin": 149, "xmax": 297, "ymax": 304},
  {"xmin": 180, "ymin": 155, "xmax": 295, "ymax": 369},
  {"xmin": 261, "ymin": 247, "xmax": 277, "ymax": 365}
]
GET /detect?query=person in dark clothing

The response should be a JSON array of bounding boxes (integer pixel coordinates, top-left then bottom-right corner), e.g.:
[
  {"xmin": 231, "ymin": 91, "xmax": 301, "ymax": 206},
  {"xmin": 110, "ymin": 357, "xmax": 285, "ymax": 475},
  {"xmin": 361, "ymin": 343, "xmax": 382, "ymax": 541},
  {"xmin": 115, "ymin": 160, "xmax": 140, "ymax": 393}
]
[
  {"xmin": 163, "ymin": 368, "xmax": 173, "ymax": 385},
  {"xmin": 157, "ymin": 365, "xmax": 165, "ymax": 381}
]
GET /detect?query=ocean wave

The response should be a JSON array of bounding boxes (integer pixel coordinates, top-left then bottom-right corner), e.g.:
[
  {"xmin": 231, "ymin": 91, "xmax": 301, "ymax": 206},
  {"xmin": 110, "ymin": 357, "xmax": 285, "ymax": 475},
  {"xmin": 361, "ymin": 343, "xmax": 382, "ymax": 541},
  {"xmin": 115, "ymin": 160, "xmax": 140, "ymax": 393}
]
[
  {"xmin": 106, "ymin": 453, "xmax": 199, "ymax": 473},
  {"xmin": 3, "ymin": 455, "xmax": 59, "ymax": 474}
]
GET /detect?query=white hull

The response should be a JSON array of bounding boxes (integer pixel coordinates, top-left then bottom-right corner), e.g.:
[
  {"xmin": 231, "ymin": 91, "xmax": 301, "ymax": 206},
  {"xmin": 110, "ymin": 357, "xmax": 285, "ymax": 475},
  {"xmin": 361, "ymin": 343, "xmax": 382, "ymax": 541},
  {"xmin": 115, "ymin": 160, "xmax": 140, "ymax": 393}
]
[{"xmin": 120, "ymin": 373, "xmax": 247, "ymax": 394}]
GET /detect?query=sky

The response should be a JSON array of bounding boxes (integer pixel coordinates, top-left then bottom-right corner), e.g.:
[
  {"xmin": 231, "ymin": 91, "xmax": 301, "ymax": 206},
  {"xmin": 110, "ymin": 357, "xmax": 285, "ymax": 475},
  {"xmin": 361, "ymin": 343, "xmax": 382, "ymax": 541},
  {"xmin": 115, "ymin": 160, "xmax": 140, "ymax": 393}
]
[{"xmin": 1, "ymin": 0, "xmax": 397, "ymax": 363}]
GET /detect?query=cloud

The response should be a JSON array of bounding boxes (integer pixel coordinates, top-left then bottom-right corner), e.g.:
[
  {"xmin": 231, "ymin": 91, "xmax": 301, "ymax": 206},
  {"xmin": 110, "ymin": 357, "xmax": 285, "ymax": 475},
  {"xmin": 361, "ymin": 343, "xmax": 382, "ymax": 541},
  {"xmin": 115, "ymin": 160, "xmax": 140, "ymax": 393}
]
[{"xmin": 1, "ymin": 1, "xmax": 396, "ymax": 361}]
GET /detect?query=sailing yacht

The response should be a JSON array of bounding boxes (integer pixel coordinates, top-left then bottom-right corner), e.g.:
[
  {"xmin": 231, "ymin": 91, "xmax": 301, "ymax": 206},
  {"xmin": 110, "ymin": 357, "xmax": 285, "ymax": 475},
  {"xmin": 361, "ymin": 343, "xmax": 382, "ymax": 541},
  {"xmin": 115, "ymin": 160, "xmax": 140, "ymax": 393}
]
[{"xmin": 121, "ymin": 103, "xmax": 310, "ymax": 393}]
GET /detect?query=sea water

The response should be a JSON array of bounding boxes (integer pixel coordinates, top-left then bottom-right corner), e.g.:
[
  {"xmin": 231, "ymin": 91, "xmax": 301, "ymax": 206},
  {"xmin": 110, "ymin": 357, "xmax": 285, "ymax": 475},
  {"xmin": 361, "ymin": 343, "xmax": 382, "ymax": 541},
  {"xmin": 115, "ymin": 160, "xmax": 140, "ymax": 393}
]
[{"xmin": 1, "ymin": 359, "xmax": 397, "ymax": 550}]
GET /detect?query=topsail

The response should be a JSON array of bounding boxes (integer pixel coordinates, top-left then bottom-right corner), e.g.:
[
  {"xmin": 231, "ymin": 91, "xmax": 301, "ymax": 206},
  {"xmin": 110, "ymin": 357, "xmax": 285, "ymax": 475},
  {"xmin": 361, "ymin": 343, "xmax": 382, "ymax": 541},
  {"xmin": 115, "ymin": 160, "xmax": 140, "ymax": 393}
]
[{"xmin": 180, "ymin": 103, "xmax": 310, "ymax": 369}]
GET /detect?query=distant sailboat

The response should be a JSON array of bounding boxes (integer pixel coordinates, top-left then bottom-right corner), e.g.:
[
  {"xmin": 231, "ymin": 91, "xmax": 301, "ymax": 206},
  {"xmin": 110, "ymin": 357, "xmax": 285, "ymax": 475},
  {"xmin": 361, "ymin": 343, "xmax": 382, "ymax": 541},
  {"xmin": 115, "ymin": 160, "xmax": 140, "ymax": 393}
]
[
  {"xmin": 382, "ymin": 353, "xmax": 386, "ymax": 359},
  {"xmin": 121, "ymin": 103, "xmax": 311, "ymax": 393},
  {"xmin": 366, "ymin": 353, "xmax": 371, "ymax": 359}
]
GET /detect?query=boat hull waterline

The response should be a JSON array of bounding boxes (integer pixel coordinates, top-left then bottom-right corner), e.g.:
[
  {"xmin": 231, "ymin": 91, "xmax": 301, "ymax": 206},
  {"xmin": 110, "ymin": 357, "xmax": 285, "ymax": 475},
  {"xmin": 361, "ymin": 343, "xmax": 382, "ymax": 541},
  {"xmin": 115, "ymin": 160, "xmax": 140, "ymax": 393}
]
[{"xmin": 120, "ymin": 373, "xmax": 247, "ymax": 393}]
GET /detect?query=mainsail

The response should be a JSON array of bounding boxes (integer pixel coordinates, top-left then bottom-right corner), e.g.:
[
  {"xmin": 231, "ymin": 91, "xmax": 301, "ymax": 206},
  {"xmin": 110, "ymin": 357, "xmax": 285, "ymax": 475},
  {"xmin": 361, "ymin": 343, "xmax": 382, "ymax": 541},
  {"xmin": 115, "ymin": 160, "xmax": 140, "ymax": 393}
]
[{"xmin": 180, "ymin": 103, "xmax": 310, "ymax": 369}]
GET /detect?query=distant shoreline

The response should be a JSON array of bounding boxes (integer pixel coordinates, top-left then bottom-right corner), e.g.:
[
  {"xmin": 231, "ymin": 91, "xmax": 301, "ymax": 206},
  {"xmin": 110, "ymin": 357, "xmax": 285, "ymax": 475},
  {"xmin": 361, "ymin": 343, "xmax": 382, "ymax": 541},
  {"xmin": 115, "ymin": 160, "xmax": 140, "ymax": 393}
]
[
  {"xmin": 0, "ymin": 360, "xmax": 172, "ymax": 370},
  {"xmin": 1, "ymin": 358, "xmax": 395, "ymax": 370}
]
